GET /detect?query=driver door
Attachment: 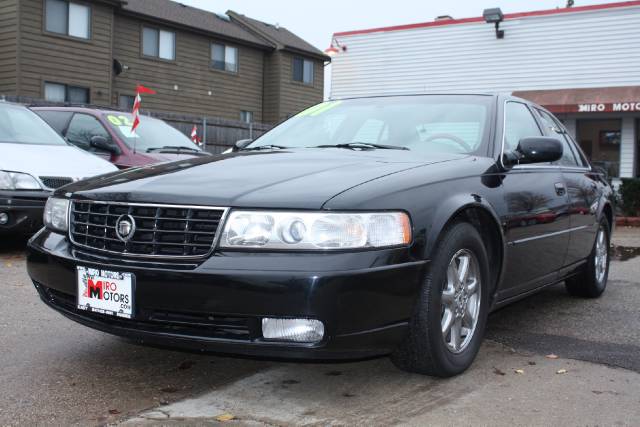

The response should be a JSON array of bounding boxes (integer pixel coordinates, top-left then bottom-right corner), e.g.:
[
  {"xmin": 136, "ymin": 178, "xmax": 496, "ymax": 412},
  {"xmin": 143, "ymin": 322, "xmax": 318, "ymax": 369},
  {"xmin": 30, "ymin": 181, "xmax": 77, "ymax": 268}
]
[
  {"xmin": 498, "ymin": 102, "xmax": 571, "ymax": 299},
  {"xmin": 65, "ymin": 113, "xmax": 114, "ymax": 161}
]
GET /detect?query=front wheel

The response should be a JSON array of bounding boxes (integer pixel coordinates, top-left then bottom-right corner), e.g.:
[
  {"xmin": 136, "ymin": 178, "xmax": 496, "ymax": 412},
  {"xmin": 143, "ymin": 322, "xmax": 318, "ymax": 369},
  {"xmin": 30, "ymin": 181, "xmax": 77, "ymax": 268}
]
[
  {"xmin": 391, "ymin": 222, "xmax": 490, "ymax": 377},
  {"xmin": 565, "ymin": 218, "xmax": 610, "ymax": 298}
]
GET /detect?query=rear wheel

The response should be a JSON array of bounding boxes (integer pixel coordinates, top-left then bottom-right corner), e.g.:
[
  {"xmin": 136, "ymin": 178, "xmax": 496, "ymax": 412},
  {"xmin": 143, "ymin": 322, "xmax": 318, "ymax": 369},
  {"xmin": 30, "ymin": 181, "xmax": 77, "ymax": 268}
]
[
  {"xmin": 565, "ymin": 218, "xmax": 610, "ymax": 298},
  {"xmin": 391, "ymin": 222, "xmax": 490, "ymax": 377}
]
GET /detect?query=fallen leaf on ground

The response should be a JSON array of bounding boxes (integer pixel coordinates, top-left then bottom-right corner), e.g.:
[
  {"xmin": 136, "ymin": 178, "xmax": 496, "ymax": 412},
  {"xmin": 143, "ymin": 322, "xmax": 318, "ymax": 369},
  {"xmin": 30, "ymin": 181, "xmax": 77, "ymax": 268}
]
[
  {"xmin": 215, "ymin": 413, "xmax": 235, "ymax": 422},
  {"xmin": 108, "ymin": 409, "xmax": 121, "ymax": 415},
  {"xmin": 546, "ymin": 354, "xmax": 559, "ymax": 359},
  {"xmin": 515, "ymin": 369, "xmax": 525, "ymax": 374},
  {"xmin": 160, "ymin": 386, "xmax": 178, "ymax": 393},
  {"xmin": 556, "ymin": 369, "xmax": 568, "ymax": 374},
  {"xmin": 493, "ymin": 367, "xmax": 506, "ymax": 376}
]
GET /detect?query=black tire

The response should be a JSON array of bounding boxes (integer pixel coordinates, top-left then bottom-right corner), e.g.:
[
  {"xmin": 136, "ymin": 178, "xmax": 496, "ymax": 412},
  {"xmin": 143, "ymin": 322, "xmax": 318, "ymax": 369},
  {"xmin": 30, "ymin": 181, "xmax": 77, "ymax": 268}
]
[
  {"xmin": 391, "ymin": 221, "xmax": 490, "ymax": 377},
  {"xmin": 565, "ymin": 218, "xmax": 610, "ymax": 298}
]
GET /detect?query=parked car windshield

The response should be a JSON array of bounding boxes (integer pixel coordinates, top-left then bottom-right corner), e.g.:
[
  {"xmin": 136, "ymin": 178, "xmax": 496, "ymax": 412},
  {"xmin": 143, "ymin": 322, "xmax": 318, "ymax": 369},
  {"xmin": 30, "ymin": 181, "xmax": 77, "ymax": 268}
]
[
  {"xmin": 0, "ymin": 104, "xmax": 68, "ymax": 145},
  {"xmin": 102, "ymin": 113, "xmax": 201, "ymax": 152},
  {"xmin": 250, "ymin": 95, "xmax": 492, "ymax": 154}
]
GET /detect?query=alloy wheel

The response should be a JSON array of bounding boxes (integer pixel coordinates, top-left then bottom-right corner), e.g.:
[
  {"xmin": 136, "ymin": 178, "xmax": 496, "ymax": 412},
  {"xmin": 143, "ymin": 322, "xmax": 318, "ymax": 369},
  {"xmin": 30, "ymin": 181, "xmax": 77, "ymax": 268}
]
[
  {"xmin": 441, "ymin": 249, "xmax": 481, "ymax": 353},
  {"xmin": 594, "ymin": 227, "xmax": 608, "ymax": 284}
]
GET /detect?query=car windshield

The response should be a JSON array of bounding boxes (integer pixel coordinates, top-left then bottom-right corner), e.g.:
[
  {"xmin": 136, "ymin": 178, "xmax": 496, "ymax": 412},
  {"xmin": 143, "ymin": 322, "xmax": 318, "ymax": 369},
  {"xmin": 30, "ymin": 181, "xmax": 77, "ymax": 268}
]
[
  {"xmin": 0, "ymin": 105, "xmax": 68, "ymax": 145},
  {"xmin": 102, "ymin": 113, "xmax": 201, "ymax": 152},
  {"xmin": 250, "ymin": 95, "xmax": 492, "ymax": 154}
]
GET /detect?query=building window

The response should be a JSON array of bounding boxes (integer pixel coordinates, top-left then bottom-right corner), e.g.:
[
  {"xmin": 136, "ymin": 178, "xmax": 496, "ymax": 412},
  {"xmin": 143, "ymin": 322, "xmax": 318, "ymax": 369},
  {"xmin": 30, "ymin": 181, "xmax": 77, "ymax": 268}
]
[
  {"xmin": 44, "ymin": 82, "xmax": 90, "ymax": 103},
  {"xmin": 211, "ymin": 43, "xmax": 238, "ymax": 72},
  {"xmin": 45, "ymin": 0, "xmax": 90, "ymax": 39},
  {"xmin": 240, "ymin": 111, "xmax": 253, "ymax": 123},
  {"xmin": 142, "ymin": 27, "xmax": 175, "ymax": 60},
  {"xmin": 118, "ymin": 95, "xmax": 135, "ymax": 111},
  {"xmin": 293, "ymin": 57, "xmax": 314, "ymax": 85}
]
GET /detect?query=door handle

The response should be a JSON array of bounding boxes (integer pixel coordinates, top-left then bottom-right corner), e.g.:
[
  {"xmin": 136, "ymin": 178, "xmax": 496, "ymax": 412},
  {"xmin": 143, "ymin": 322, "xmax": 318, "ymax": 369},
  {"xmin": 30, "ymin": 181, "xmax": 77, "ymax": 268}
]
[{"xmin": 554, "ymin": 182, "xmax": 566, "ymax": 196}]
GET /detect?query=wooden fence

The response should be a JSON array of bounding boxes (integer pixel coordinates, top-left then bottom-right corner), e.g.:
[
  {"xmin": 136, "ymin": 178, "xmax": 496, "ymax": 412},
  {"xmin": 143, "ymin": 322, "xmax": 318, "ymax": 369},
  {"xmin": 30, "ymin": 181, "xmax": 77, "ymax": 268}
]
[{"xmin": 1, "ymin": 95, "xmax": 273, "ymax": 154}]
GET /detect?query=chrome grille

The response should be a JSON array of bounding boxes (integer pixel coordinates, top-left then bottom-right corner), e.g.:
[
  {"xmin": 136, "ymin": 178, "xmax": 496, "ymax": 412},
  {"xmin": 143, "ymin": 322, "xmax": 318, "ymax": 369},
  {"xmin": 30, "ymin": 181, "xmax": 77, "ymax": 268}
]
[
  {"xmin": 40, "ymin": 176, "xmax": 74, "ymax": 189},
  {"xmin": 69, "ymin": 201, "xmax": 227, "ymax": 258}
]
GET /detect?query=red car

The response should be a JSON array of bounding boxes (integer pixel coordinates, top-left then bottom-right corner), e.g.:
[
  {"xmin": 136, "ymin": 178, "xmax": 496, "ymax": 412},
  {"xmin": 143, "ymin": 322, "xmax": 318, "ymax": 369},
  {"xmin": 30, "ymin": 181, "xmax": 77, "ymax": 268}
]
[{"xmin": 32, "ymin": 107, "xmax": 208, "ymax": 169}]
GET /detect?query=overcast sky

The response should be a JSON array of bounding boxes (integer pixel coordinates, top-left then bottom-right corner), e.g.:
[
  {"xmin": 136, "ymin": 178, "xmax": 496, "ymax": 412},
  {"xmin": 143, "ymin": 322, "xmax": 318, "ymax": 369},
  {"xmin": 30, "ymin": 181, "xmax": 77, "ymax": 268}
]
[{"xmin": 180, "ymin": 0, "xmax": 618, "ymax": 51}]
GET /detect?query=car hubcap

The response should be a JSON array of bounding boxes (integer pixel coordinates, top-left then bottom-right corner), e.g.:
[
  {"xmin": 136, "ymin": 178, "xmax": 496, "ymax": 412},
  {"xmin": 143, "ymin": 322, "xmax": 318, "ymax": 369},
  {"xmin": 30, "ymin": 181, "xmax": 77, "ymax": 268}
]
[
  {"xmin": 595, "ymin": 227, "xmax": 608, "ymax": 284},
  {"xmin": 441, "ymin": 249, "xmax": 481, "ymax": 353}
]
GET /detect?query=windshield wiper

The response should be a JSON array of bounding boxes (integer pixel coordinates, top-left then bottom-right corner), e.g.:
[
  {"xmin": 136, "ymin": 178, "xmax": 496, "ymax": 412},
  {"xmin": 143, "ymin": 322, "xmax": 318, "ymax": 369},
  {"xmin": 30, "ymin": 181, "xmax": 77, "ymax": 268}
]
[
  {"xmin": 313, "ymin": 142, "xmax": 409, "ymax": 151},
  {"xmin": 243, "ymin": 144, "xmax": 289, "ymax": 151},
  {"xmin": 146, "ymin": 146, "xmax": 201, "ymax": 153}
]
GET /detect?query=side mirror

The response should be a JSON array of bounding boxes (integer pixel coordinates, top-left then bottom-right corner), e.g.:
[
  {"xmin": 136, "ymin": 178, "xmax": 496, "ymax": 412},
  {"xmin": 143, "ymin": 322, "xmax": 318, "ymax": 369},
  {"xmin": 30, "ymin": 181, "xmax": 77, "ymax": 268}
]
[
  {"xmin": 593, "ymin": 165, "xmax": 609, "ymax": 180},
  {"xmin": 90, "ymin": 135, "xmax": 121, "ymax": 155},
  {"xmin": 232, "ymin": 139, "xmax": 253, "ymax": 152},
  {"xmin": 504, "ymin": 137, "xmax": 563, "ymax": 167}
]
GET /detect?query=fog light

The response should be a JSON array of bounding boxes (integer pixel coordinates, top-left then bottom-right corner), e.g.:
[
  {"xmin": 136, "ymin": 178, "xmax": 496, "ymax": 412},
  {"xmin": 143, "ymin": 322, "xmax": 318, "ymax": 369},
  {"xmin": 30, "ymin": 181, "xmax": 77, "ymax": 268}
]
[
  {"xmin": 261, "ymin": 318, "xmax": 324, "ymax": 343},
  {"xmin": 0, "ymin": 212, "xmax": 8, "ymax": 225}
]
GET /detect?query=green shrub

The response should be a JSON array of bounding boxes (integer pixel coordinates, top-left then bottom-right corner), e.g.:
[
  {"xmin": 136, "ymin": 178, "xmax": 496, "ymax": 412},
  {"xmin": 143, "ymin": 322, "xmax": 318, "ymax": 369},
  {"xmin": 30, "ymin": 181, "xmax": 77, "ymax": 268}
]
[{"xmin": 619, "ymin": 178, "xmax": 640, "ymax": 217}]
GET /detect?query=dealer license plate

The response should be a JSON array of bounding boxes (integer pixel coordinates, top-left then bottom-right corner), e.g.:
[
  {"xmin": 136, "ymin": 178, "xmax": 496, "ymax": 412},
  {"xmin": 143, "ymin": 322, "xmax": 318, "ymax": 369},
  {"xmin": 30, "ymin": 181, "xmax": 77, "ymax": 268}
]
[{"xmin": 76, "ymin": 266, "xmax": 135, "ymax": 319}]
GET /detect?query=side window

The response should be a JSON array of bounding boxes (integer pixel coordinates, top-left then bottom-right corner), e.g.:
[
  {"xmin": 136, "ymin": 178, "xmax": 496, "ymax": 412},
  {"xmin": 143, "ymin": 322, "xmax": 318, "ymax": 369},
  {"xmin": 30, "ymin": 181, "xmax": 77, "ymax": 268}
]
[
  {"xmin": 504, "ymin": 102, "xmax": 542, "ymax": 152},
  {"xmin": 66, "ymin": 114, "xmax": 111, "ymax": 152},
  {"xmin": 33, "ymin": 110, "xmax": 73, "ymax": 135},
  {"xmin": 560, "ymin": 126, "xmax": 590, "ymax": 168},
  {"xmin": 535, "ymin": 108, "xmax": 579, "ymax": 167}
]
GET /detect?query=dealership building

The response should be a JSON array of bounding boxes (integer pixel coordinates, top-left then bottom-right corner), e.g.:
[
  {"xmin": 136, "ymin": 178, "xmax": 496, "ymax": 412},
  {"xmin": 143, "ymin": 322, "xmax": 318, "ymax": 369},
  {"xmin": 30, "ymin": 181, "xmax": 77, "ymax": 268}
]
[{"xmin": 328, "ymin": 1, "xmax": 640, "ymax": 180}]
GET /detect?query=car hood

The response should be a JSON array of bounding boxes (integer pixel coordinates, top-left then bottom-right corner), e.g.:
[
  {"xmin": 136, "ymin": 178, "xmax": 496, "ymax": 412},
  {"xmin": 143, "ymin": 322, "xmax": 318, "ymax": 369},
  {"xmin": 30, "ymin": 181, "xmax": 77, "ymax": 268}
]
[
  {"xmin": 0, "ymin": 143, "xmax": 118, "ymax": 180},
  {"xmin": 61, "ymin": 149, "xmax": 466, "ymax": 209}
]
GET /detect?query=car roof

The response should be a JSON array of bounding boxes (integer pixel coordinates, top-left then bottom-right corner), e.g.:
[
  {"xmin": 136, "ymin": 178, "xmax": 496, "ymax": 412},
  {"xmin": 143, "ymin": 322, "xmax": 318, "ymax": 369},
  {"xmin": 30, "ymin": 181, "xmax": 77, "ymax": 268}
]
[
  {"xmin": 329, "ymin": 93, "xmax": 500, "ymax": 101},
  {"xmin": 0, "ymin": 101, "xmax": 34, "ymax": 110},
  {"xmin": 29, "ymin": 106, "xmax": 127, "ymax": 115}
]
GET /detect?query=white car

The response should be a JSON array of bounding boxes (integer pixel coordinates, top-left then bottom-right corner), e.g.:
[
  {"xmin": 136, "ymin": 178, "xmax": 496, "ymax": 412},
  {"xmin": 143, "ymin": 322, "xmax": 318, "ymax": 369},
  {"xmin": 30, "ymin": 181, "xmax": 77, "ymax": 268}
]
[{"xmin": 0, "ymin": 102, "xmax": 117, "ymax": 235}]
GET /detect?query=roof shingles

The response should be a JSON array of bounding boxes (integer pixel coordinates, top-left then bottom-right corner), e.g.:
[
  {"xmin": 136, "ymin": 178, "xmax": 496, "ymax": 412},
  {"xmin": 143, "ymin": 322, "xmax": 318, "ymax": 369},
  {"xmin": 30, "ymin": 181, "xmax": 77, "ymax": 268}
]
[
  {"xmin": 120, "ymin": 0, "xmax": 270, "ymax": 47},
  {"xmin": 119, "ymin": 0, "xmax": 327, "ymax": 59},
  {"xmin": 227, "ymin": 11, "xmax": 328, "ymax": 59}
]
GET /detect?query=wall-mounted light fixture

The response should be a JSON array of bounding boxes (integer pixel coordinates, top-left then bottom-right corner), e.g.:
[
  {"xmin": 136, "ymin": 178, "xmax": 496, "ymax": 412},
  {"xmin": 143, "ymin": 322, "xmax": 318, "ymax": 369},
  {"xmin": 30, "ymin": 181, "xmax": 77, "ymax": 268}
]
[
  {"xmin": 483, "ymin": 8, "xmax": 505, "ymax": 39},
  {"xmin": 324, "ymin": 38, "xmax": 347, "ymax": 57}
]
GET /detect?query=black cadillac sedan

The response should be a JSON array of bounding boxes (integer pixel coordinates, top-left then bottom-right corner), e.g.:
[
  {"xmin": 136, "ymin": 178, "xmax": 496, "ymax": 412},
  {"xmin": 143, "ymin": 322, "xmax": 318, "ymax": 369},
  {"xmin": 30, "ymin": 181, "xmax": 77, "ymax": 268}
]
[{"xmin": 27, "ymin": 94, "xmax": 614, "ymax": 377}]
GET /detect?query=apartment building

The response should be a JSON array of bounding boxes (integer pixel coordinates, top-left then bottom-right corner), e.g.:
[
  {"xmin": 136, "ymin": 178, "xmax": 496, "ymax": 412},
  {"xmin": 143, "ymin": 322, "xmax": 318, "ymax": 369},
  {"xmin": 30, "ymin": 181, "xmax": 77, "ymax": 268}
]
[{"xmin": 0, "ymin": 0, "xmax": 329, "ymax": 124}]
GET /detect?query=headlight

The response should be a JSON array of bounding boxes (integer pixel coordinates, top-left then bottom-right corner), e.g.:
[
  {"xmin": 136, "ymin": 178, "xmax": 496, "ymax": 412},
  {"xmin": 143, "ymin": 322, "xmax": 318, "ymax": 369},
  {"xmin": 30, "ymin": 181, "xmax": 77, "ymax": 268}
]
[
  {"xmin": 43, "ymin": 197, "xmax": 70, "ymax": 233},
  {"xmin": 0, "ymin": 170, "xmax": 42, "ymax": 190},
  {"xmin": 220, "ymin": 210, "xmax": 411, "ymax": 250}
]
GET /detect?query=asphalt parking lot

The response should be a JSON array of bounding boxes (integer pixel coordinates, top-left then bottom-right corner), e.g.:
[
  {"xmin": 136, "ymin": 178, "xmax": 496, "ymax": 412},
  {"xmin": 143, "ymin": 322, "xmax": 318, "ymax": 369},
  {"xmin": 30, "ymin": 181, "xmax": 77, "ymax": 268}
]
[{"xmin": 1, "ymin": 229, "xmax": 639, "ymax": 426}]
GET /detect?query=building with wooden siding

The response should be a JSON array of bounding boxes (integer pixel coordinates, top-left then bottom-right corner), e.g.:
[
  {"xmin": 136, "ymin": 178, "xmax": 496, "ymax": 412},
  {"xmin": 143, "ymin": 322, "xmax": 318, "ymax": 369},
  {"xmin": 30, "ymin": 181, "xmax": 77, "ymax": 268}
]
[
  {"xmin": 328, "ymin": 1, "xmax": 640, "ymax": 180},
  {"xmin": 0, "ymin": 0, "xmax": 329, "ymax": 124}
]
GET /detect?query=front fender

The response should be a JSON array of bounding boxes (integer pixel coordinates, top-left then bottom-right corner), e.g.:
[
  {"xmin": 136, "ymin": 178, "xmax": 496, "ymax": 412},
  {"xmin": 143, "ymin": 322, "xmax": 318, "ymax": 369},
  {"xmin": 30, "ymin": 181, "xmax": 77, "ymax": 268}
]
[{"xmin": 423, "ymin": 193, "xmax": 505, "ymax": 260}]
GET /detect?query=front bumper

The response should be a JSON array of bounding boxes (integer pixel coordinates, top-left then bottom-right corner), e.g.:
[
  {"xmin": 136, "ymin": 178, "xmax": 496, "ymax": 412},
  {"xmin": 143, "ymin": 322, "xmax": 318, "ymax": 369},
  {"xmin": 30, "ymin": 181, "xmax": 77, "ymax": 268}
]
[
  {"xmin": 0, "ymin": 190, "xmax": 51, "ymax": 234},
  {"xmin": 27, "ymin": 230, "xmax": 427, "ymax": 359}
]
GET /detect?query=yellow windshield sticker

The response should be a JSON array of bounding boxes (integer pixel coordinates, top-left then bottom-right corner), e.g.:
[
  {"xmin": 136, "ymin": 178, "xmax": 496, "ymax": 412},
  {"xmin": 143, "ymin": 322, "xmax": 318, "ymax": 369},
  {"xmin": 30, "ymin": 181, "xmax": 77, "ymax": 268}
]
[
  {"xmin": 107, "ymin": 114, "xmax": 134, "ymax": 127},
  {"xmin": 107, "ymin": 115, "xmax": 122, "ymax": 126},
  {"xmin": 296, "ymin": 101, "xmax": 342, "ymax": 117}
]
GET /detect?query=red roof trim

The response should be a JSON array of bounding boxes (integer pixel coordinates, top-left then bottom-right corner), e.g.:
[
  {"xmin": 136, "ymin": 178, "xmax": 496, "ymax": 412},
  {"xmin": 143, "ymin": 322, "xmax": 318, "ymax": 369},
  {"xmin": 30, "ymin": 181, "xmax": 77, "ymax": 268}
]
[{"xmin": 333, "ymin": 1, "xmax": 640, "ymax": 37}]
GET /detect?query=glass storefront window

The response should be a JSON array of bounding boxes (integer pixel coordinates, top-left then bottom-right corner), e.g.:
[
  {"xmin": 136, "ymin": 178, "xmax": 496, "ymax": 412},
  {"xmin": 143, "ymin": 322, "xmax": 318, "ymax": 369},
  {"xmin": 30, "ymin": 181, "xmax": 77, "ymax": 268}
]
[{"xmin": 577, "ymin": 119, "xmax": 621, "ymax": 177}]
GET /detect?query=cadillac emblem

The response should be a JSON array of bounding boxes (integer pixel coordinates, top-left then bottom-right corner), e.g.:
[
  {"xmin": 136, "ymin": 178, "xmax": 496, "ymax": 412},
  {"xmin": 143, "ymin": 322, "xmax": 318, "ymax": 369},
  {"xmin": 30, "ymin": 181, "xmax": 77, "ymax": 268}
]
[{"xmin": 115, "ymin": 214, "xmax": 136, "ymax": 242}]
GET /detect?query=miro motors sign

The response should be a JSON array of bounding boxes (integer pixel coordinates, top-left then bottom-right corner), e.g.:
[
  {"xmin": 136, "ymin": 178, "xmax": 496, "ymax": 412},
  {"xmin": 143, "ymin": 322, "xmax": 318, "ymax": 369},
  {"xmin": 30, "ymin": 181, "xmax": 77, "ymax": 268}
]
[{"xmin": 577, "ymin": 102, "xmax": 640, "ymax": 113}]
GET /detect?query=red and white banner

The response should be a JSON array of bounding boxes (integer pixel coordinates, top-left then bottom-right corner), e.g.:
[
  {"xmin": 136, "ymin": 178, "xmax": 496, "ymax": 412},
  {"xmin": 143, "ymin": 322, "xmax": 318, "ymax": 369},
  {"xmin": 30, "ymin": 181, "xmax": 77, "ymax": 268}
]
[
  {"xmin": 190, "ymin": 125, "xmax": 201, "ymax": 145},
  {"xmin": 131, "ymin": 84, "xmax": 156, "ymax": 133}
]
